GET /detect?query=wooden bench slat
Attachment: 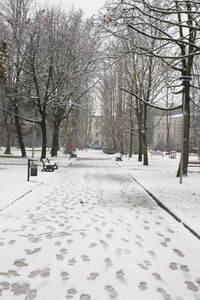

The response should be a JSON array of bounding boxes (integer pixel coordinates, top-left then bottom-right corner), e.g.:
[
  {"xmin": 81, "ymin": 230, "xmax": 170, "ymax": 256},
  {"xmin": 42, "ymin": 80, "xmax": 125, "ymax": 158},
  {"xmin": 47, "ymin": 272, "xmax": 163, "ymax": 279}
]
[{"xmin": 41, "ymin": 158, "xmax": 58, "ymax": 172}]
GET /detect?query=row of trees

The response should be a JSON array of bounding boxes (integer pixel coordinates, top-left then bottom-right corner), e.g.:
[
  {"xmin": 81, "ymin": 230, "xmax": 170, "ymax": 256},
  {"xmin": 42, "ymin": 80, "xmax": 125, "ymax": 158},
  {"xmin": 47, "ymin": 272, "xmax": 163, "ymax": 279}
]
[
  {"xmin": 0, "ymin": 0, "xmax": 102, "ymax": 159},
  {"xmin": 1, "ymin": 0, "xmax": 200, "ymax": 178},
  {"xmin": 98, "ymin": 0, "xmax": 200, "ymax": 176}
]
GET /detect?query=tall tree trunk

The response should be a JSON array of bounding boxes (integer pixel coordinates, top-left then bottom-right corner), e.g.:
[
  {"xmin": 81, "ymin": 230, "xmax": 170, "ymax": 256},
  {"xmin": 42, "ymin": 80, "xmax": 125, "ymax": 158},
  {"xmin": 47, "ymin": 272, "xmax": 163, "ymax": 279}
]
[
  {"xmin": 138, "ymin": 127, "xmax": 143, "ymax": 161},
  {"xmin": 166, "ymin": 114, "xmax": 171, "ymax": 153},
  {"xmin": 143, "ymin": 104, "xmax": 148, "ymax": 166},
  {"xmin": 64, "ymin": 118, "xmax": 69, "ymax": 154},
  {"xmin": 40, "ymin": 112, "xmax": 47, "ymax": 159},
  {"xmin": 129, "ymin": 129, "xmax": 133, "ymax": 157},
  {"xmin": 14, "ymin": 104, "xmax": 26, "ymax": 157},
  {"xmin": 13, "ymin": 69, "xmax": 26, "ymax": 157},
  {"xmin": 177, "ymin": 84, "xmax": 190, "ymax": 177},
  {"xmin": 166, "ymin": 88, "xmax": 171, "ymax": 152},
  {"xmin": 182, "ymin": 85, "xmax": 190, "ymax": 174},
  {"xmin": 198, "ymin": 139, "xmax": 200, "ymax": 161},
  {"xmin": 129, "ymin": 102, "xmax": 134, "ymax": 157},
  {"xmin": 51, "ymin": 117, "xmax": 61, "ymax": 157},
  {"xmin": 136, "ymin": 99, "xmax": 143, "ymax": 161},
  {"xmin": 119, "ymin": 132, "xmax": 124, "ymax": 154},
  {"xmin": 142, "ymin": 132, "xmax": 148, "ymax": 165},
  {"xmin": 4, "ymin": 119, "xmax": 11, "ymax": 154}
]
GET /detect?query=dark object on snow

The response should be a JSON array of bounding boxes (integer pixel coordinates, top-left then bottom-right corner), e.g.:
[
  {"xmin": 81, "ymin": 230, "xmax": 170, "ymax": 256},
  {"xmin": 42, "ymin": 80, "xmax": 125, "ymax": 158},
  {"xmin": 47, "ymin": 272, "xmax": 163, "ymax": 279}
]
[
  {"xmin": 27, "ymin": 158, "xmax": 38, "ymax": 181},
  {"xmin": 116, "ymin": 154, "xmax": 123, "ymax": 161},
  {"xmin": 41, "ymin": 158, "xmax": 58, "ymax": 172},
  {"xmin": 70, "ymin": 152, "xmax": 77, "ymax": 158}
]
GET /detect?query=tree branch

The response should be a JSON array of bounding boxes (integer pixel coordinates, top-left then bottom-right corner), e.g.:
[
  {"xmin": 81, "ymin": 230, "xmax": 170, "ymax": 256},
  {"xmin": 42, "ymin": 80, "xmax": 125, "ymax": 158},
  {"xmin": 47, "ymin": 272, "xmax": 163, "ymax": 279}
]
[{"xmin": 121, "ymin": 88, "xmax": 182, "ymax": 111}]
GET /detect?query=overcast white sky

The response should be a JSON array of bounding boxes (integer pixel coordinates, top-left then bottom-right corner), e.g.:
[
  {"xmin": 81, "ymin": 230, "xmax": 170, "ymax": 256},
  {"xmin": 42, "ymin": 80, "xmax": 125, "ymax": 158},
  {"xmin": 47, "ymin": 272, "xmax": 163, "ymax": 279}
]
[{"xmin": 37, "ymin": 0, "xmax": 107, "ymax": 17}]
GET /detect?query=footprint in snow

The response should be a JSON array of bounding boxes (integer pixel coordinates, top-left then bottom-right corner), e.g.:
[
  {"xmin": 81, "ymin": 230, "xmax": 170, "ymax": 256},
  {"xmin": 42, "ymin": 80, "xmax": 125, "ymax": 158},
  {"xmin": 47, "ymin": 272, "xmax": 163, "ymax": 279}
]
[
  {"xmin": 181, "ymin": 265, "xmax": 189, "ymax": 272},
  {"xmin": 138, "ymin": 282, "xmax": 147, "ymax": 291},
  {"xmin": 25, "ymin": 248, "xmax": 41, "ymax": 255},
  {"xmin": 116, "ymin": 270, "xmax": 125, "ymax": 282},
  {"xmin": 169, "ymin": 262, "xmax": 178, "ymax": 270},
  {"xmin": 104, "ymin": 257, "xmax": 113, "ymax": 268},
  {"xmin": 105, "ymin": 285, "xmax": 118, "ymax": 298},
  {"xmin": 157, "ymin": 287, "xmax": 172, "ymax": 300},
  {"xmin": 173, "ymin": 249, "xmax": 185, "ymax": 257},
  {"xmin": 80, "ymin": 294, "xmax": 91, "ymax": 299},
  {"xmin": 60, "ymin": 271, "xmax": 69, "ymax": 280},
  {"xmin": 81, "ymin": 255, "xmax": 90, "ymax": 262},
  {"xmin": 88, "ymin": 243, "xmax": 97, "ymax": 248},
  {"xmin": 87, "ymin": 272, "xmax": 99, "ymax": 280},
  {"xmin": 184, "ymin": 281, "xmax": 198, "ymax": 292},
  {"xmin": 152, "ymin": 273, "xmax": 162, "ymax": 280}
]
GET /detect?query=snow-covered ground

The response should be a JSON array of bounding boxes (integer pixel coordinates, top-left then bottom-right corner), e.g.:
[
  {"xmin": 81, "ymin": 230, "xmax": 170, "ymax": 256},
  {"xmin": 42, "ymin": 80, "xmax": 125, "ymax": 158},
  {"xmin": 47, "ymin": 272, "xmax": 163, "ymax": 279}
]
[
  {"xmin": 0, "ymin": 148, "xmax": 72, "ymax": 212},
  {"xmin": 0, "ymin": 148, "xmax": 200, "ymax": 300},
  {"xmin": 117, "ymin": 152, "xmax": 200, "ymax": 238},
  {"xmin": 0, "ymin": 148, "xmax": 199, "ymax": 236}
]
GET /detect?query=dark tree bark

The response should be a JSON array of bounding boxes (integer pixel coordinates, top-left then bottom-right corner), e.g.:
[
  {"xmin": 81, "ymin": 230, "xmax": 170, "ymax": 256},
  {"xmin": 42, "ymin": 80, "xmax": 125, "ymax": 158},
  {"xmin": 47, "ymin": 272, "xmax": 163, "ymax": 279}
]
[
  {"xmin": 136, "ymin": 99, "xmax": 143, "ymax": 161},
  {"xmin": 4, "ymin": 116, "xmax": 11, "ymax": 154},
  {"xmin": 177, "ymin": 82, "xmax": 191, "ymax": 176},
  {"xmin": 40, "ymin": 111, "xmax": 47, "ymax": 160},
  {"xmin": 51, "ymin": 110, "xmax": 64, "ymax": 157},
  {"xmin": 14, "ymin": 104, "xmax": 26, "ymax": 157},
  {"xmin": 51, "ymin": 121, "xmax": 60, "ymax": 157},
  {"xmin": 142, "ymin": 103, "xmax": 148, "ymax": 166},
  {"xmin": 138, "ymin": 128, "xmax": 143, "ymax": 162}
]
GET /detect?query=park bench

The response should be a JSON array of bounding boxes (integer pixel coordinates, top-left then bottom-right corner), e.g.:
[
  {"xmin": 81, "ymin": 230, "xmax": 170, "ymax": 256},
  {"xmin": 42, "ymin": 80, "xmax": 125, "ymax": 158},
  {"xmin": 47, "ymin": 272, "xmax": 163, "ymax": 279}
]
[
  {"xmin": 70, "ymin": 152, "xmax": 77, "ymax": 158},
  {"xmin": 165, "ymin": 151, "xmax": 177, "ymax": 159},
  {"xmin": 41, "ymin": 158, "xmax": 58, "ymax": 172},
  {"xmin": 168, "ymin": 151, "xmax": 177, "ymax": 159},
  {"xmin": 188, "ymin": 160, "xmax": 200, "ymax": 167},
  {"xmin": 168, "ymin": 153, "xmax": 177, "ymax": 159},
  {"xmin": 116, "ymin": 154, "xmax": 123, "ymax": 161}
]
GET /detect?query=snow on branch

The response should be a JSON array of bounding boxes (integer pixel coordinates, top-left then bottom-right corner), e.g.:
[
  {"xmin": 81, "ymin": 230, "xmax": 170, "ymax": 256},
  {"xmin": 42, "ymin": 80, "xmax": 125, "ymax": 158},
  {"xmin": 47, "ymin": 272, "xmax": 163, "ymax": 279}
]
[
  {"xmin": 0, "ymin": 106, "xmax": 40, "ymax": 124},
  {"xmin": 121, "ymin": 88, "xmax": 182, "ymax": 111}
]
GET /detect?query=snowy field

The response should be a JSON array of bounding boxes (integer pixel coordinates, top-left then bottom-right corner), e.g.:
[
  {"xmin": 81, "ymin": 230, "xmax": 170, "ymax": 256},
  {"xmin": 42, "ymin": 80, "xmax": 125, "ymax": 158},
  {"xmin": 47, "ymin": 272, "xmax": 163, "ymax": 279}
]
[
  {"xmin": 0, "ymin": 148, "xmax": 72, "ymax": 212},
  {"xmin": 0, "ymin": 148, "xmax": 200, "ymax": 237},
  {"xmin": 0, "ymin": 148, "xmax": 200, "ymax": 300},
  {"xmin": 118, "ymin": 152, "xmax": 200, "ymax": 238}
]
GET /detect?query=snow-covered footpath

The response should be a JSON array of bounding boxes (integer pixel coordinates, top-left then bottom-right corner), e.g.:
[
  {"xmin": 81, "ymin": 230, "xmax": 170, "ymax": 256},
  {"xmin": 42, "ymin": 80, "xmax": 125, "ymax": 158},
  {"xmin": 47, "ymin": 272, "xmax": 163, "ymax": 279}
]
[
  {"xmin": 0, "ymin": 148, "xmax": 200, "ymax": 300},
  {"xmin": 118, "ymin": 153, "xmax": 200, "ymax": 238},
  {"xmin": 0, "ymin": 148, "xmax": 199, "ymax": 238},
  {"xmin": 0, "ymin": 149, "xmax": 72, "ymax": 212}
]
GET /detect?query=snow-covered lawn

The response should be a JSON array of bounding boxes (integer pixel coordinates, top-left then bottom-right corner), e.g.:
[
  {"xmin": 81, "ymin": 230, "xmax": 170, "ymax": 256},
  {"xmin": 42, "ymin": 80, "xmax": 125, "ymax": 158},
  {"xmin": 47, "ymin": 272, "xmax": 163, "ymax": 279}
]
[
  {"xmin": 0, "ymin": 148, "xmax": 200, "ymax": 300},
  {"xmin": 0, "ymin": 148, "xmax": 199, "ymax": 237},
  {"xmin": 117, "ymin": 152, "xmax": 200, "ymax": 237},
  {"xmin": 0, "ymin": 148, "xmax": 72, "ymax": 211}
]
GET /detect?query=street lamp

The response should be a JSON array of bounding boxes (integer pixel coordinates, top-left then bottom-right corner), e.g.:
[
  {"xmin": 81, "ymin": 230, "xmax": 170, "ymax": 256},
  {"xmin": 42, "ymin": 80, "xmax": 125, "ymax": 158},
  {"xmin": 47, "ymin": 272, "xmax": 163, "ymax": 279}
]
[
  {"xmin": 179, "ymin": 75, "xmax": 191, "ymax": 184},
  {"xmin": 30, "ymin": 96, "xmax": 38, "ymax": 158}
]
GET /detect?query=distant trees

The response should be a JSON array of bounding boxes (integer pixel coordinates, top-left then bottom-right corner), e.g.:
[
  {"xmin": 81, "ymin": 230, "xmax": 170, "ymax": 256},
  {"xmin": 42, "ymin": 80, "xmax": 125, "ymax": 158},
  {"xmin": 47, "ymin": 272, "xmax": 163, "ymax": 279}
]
[
  {"xmin": 0, "ymin": 0, "xmax": 102, "ymax": 158},
  {"xmin": 99, "ymin": 0, "xmax": 200, "ymax": 174},
  {"xmin": 1, "ymin": 0, "xmax": 200, "ymax": 173},
  {"xmin": 0, "ymin": 0, "xmax": 33, "ymax": 157}
]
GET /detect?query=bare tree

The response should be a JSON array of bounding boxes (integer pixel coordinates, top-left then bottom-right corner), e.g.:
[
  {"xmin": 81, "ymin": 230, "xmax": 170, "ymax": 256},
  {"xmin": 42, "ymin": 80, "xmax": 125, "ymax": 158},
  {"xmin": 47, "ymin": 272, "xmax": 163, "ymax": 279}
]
[
  {"xmin": 105, "ymin": 0, "xmax": 200, "ymax": 175},
  {"xmin": 0, "ymin": 0, "xmax": 34, "ymax": 156}
]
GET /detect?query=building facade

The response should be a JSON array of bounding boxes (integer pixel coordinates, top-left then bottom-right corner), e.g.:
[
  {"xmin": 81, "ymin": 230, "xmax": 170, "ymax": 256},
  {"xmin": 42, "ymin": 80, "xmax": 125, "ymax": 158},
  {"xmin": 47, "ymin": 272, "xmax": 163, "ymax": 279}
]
[
  {"xmin": 86, "ymin": 116, "xmax": 105, "ymax": 149},
  {"xmin": 153, "ymin": 114, "xmax": 182, "ymax": 151}
]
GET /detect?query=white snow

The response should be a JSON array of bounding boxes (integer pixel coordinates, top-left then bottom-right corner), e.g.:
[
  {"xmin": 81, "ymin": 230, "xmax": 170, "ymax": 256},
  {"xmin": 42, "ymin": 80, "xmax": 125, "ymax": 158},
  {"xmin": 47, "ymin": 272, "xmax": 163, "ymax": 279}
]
[
  {"xmin": 118, "ymin": 152, "xmax": 200, "ymax": 237},
  {"xmin": 0, "ymin": 148, "xmax": 71, "ymax": 211},
  {"xmin": 0, "ymin": 148, "xmax": 200, "ymax": 300}
]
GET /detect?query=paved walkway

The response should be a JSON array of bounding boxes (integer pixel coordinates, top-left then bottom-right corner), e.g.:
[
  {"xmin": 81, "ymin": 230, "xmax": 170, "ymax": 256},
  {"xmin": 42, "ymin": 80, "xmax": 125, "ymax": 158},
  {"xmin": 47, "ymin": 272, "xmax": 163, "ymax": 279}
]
[{"xmin": 0, "ymin": 157, "xmax": 200, "ymax": 299}]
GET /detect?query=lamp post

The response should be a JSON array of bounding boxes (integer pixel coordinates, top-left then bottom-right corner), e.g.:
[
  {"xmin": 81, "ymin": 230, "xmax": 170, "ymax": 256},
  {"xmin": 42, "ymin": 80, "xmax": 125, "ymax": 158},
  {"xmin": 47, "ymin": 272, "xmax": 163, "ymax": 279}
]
[
  {"xmin": 30, "ymin": 96, "xmax": 38, "ymax": 158},
  {"xmin": 179, "ymin": 76, "xmax": 191, "ymax": 184}
]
